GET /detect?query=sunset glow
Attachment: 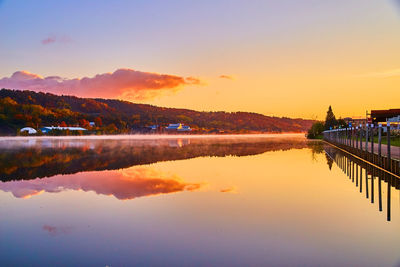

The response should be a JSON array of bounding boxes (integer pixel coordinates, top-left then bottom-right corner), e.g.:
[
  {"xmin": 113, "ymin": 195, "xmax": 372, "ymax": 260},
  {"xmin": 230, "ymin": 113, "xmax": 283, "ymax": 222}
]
[
  {"xmin": 1, "ymin": 0, "xmax": 399, "ymax": 119},
  {"xmin": 1, "ymin": 1, "xmax": 400, "ymax": 266}
]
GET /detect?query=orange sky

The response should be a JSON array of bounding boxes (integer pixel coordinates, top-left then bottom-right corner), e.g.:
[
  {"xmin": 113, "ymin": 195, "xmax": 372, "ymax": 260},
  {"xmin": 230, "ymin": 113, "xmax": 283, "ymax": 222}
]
[{"xmin": 1, "ymin": 1, "xmax": 399, "ymax": 119}]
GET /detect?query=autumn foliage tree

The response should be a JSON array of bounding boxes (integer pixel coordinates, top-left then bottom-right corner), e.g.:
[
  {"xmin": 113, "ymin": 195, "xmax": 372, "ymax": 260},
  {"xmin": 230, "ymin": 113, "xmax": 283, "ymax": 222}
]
[
  {"xmin": 0, "ymin": 88, "xmax": 315, "ymax": 135},
  {"xmin": 94, "ymin": 117, "xmax": 102, "ymax": 127},
  {"xmin": 79, "ymin": 119, "xmax": 90, "ymax": 128}
]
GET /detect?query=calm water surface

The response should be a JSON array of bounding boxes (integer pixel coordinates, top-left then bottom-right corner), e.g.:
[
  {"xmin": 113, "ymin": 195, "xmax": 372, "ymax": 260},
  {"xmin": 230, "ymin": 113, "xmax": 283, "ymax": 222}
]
[{"xmin": 0, "ymin": 135, "xmax": 399, "ymax": 266}]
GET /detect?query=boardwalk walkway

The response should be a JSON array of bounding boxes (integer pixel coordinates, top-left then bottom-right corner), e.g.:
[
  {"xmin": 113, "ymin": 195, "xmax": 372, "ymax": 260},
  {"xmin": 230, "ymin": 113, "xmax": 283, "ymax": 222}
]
[{"xmin": 363, "ymin": 143, "xmax": 400, "ymax": 161}]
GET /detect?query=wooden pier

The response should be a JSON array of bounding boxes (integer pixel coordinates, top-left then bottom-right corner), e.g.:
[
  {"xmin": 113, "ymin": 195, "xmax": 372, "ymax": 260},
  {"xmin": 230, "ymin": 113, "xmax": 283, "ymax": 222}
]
[{"xmin": 323, "ymin": 125, "xmax": 400, "ymax": 176}]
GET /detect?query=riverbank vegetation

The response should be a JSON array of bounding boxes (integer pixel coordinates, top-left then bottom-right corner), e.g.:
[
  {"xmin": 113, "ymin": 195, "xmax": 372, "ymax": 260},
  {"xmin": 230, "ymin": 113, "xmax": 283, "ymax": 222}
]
[
  {"xmin": 307, "ymin": 106, "xmax": 347, "ymax": 139},
  {"xmin": 0, "ymin": 89, "xmax": 314, "ymax": 136}
]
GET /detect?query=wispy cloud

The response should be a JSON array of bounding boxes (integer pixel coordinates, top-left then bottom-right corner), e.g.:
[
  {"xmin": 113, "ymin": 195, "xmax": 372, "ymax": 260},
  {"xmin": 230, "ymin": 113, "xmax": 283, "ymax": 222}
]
[
  {"xmin": 219, "ymin": 186, "xmax": 238, "ymax": 193},
  {"xmin": 41, "ymin": 37, "xmax": 56, "ymax": 45},
  {"xmin": 0, "ymin": 68, "xmax": 201, "ymax": 100},
  {"xmin": 219, "ymin": 75, "xmax": 234, "ymax": 80},
  {"xmin": 41, "ymin": 35, "xmax": 71, "ymax": 45},
  {"xmin": 42, "ymin": 225, "xmax": 73, "ymax": 236},
  {"xmin": 40, "ymin": 34, "xmax": 71, "ymax": 45},
  {"xmin": 358, "ymin": 68, "xmax": 400, "ymax": 78}
]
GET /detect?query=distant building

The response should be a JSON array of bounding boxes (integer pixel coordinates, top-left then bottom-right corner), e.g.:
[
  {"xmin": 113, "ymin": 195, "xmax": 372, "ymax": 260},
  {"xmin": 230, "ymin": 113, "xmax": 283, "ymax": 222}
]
[
  {"xmin": 388, "ymin": 115, "xmax": 400, "ymax": 123},
  {"xmin": 178, "ymin": 125, "xmax": 191, "ymax": 132},
  {"xmin": 20, "ymin": 127, "xmax": 37, "ymax": 134},
  {"xmin": 371, "ymin": 109, "xmax": 400, "ymax": 123},
  {"xmin": 40, "ymin": 126, "xmax": 87, "ymax": 133},
  {"xmin": 148, "ymin": 125, "xmax": 158, "ymax": 131},
  {"xmin": 165, "ymin": 123, "xmax": 192, "ymax": 132},
  {"xmin": 344, "ymin": 117, "xmax": 366, "ymax": 127}
]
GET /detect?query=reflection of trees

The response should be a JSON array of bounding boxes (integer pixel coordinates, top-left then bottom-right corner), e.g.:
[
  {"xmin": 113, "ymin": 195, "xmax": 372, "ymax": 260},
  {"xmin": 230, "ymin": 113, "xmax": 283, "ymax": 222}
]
[
  {"xmin": 307, "ymin": 141, "xmax": 325, "ymax": 162},
  {"xmin": 325, "ymin": 153, "xmax": 333, "ymax": 170},
  {"xmin": 0, "ymin": 137, "xmax": 312, "ymax": 181}
]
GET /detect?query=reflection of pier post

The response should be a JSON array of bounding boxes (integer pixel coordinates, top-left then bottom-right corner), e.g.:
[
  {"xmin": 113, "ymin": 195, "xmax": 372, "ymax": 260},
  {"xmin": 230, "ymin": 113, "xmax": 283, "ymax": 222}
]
[
  {"xmin": 371, "ymin": 168, "xmax": 374, "ymax": 203},
  {"xmin": 378, "ymin": 170, "xmax": 382, "ymax": 212},
  {"xmin": 365, "ymin": 165, "xmax": 369, "ymax": 199},
  {"xmin": 356, "ymin": 163, "xmax": 359, "ymax": 187},
  {"xmin": 387, "ymin": 172, "xmax": 391, "ymax": 221},
  {"xmin": 352, "ymin": 162, "xmax": 354, "ymax": 183},
  {"xmin": 360, "ymin": 165, "xmax": 363, "ymax": 193}
]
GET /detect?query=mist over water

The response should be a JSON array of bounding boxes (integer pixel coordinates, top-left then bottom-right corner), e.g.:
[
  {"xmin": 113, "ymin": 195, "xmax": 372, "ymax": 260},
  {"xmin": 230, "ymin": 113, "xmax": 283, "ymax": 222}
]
[{"xmin": 0, "ymin": 133, "xmax": 305, "ymax": 141}]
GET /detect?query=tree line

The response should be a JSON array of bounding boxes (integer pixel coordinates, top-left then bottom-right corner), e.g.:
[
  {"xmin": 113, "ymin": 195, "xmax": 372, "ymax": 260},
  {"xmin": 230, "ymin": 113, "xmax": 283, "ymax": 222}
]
[
  {"xmin": 0, "ymin": 89, "xmax": 314, "ymax": 135},
  {"xmin": 306, "ymin": 106, "xmax": 348, "ymax": 139}
]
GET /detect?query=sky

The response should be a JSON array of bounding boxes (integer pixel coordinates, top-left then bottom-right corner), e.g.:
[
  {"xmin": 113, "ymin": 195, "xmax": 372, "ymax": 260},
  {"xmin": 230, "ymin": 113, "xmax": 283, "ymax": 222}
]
[{"xmin": 0, "ymin": 0, "xmax": 399, "ymax": 119}]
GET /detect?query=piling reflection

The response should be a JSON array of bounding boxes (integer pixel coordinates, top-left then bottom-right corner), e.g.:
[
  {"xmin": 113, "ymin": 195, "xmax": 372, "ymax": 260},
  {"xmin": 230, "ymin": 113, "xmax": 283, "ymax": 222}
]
[{"xmin": 324, "ymin": 145, "xmax": 399, "ymax": 221}]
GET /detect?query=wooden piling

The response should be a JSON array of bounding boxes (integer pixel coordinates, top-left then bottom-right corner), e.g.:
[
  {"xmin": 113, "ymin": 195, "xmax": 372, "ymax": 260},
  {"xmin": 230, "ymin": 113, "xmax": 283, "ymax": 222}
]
[
  {"xmin": 387, "ymin": 123, "xmax": 391, "ymax": 172},
  {"xmin": 366, "ymin": 124, "xmax": 369, "ymax": 153}
]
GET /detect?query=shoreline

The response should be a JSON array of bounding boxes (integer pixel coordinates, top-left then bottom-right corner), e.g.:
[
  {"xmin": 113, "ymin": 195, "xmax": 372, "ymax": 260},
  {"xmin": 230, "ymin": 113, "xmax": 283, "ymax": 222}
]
[{"xmin": 0, "ymin": 133, "xmax": 307, "ymax": 141}]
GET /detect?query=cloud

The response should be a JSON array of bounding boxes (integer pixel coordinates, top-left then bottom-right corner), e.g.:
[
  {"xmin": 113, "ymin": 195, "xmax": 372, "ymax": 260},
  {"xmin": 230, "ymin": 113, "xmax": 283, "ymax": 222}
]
[
  {"xmin": 219, "ymin": 186, "xmax": 238, "ymax": 193},
  {"xmin": 0, "ymin": 167, "xmax": 202, "ymax": 200},
  {"xmin": 41, "ymin": 35, "xmax": 71, "ymax": 45},
  {"xmin": 0, "ymin": 69, "xmax": 201, "ymax": 100},
  {"xmin": 358, "ymin": 68, "xmax": 400, "ymax": 78},
  {"xmin": 219, "ymin": 75, "xmax": 234, "ymax": 80},
  {"xmin": 41, "ymin": 37, "xmax": 56, "ymax": 45},
  {"xmin": 43, "ymin": 225, "xmax": 73, "ymax": 236}
]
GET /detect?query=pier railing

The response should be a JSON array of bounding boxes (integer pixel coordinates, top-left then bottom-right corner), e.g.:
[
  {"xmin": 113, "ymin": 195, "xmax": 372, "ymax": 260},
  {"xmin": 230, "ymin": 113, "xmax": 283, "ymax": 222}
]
[{"xmin": 323, "ymin": 124, "xmax": 400, "ymax": 175}]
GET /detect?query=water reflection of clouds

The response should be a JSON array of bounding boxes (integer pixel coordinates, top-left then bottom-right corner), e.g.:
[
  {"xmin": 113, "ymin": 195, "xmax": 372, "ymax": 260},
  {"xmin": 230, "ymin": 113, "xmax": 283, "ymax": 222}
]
[
  {"xmin": 219, "ymin": 186, "xmax": 238, "ymax": 193},
  {"xmin": 0, "ymin": 167, "xmax": 202, "ymax": 200}
]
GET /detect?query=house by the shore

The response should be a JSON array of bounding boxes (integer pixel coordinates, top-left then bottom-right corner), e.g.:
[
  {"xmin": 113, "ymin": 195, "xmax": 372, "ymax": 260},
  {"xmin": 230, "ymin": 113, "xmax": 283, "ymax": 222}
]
[
  {"xmin": 20, "ymin": 127, "xmax": 37, "ymax": 134},
  {"xmin": 40, "ymin": 126, "xmax": 87, "ymax": 133},
  {"xmin": 165, "ymin": 123, "xmax": 192, "ymax": 132}
]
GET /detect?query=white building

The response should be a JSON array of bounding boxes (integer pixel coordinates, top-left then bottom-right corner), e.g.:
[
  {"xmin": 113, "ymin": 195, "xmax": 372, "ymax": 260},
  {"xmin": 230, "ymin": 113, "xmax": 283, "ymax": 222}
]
[
  {"xmin": 20, "ymin": 127, "xmax": 37, "ymax": 134},
  {"xmin": 40, "ymin": 126, "xmax": 87, "ymax": 133}
]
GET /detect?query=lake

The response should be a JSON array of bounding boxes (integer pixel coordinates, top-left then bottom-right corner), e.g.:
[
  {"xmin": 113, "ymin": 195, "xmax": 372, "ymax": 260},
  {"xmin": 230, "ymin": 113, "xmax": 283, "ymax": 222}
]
[{"xmin": 0, "ymin": 134, "xmax": 399, "ymax": 266}]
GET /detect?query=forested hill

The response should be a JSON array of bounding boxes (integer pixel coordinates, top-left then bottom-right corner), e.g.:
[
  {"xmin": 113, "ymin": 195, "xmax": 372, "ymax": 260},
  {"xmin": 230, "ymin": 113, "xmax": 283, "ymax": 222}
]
[{"xmin": 0, "ymin": 89, "xmax": 314, "ymax": 135}]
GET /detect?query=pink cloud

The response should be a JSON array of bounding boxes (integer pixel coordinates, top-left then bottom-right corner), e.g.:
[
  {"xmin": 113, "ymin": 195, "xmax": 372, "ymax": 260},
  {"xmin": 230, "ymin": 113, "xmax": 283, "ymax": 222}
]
[
  {"xmin": 0, "ymin": 69, "xmax": 201, "ymax": 100},
  {"xmin": 219, "ymin": 186, "xmax": 238, "ymax": 193},
  {"xmin": 41, "ymin": 35, "xmax": 71, "ymax": 45},
  {"xmin": 41, "ymin": 37, "xmax": 56, "ymax": 45},
  {"xmin": 43, "ymin": 225, "xmax": 73, "ymax": 236}
]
